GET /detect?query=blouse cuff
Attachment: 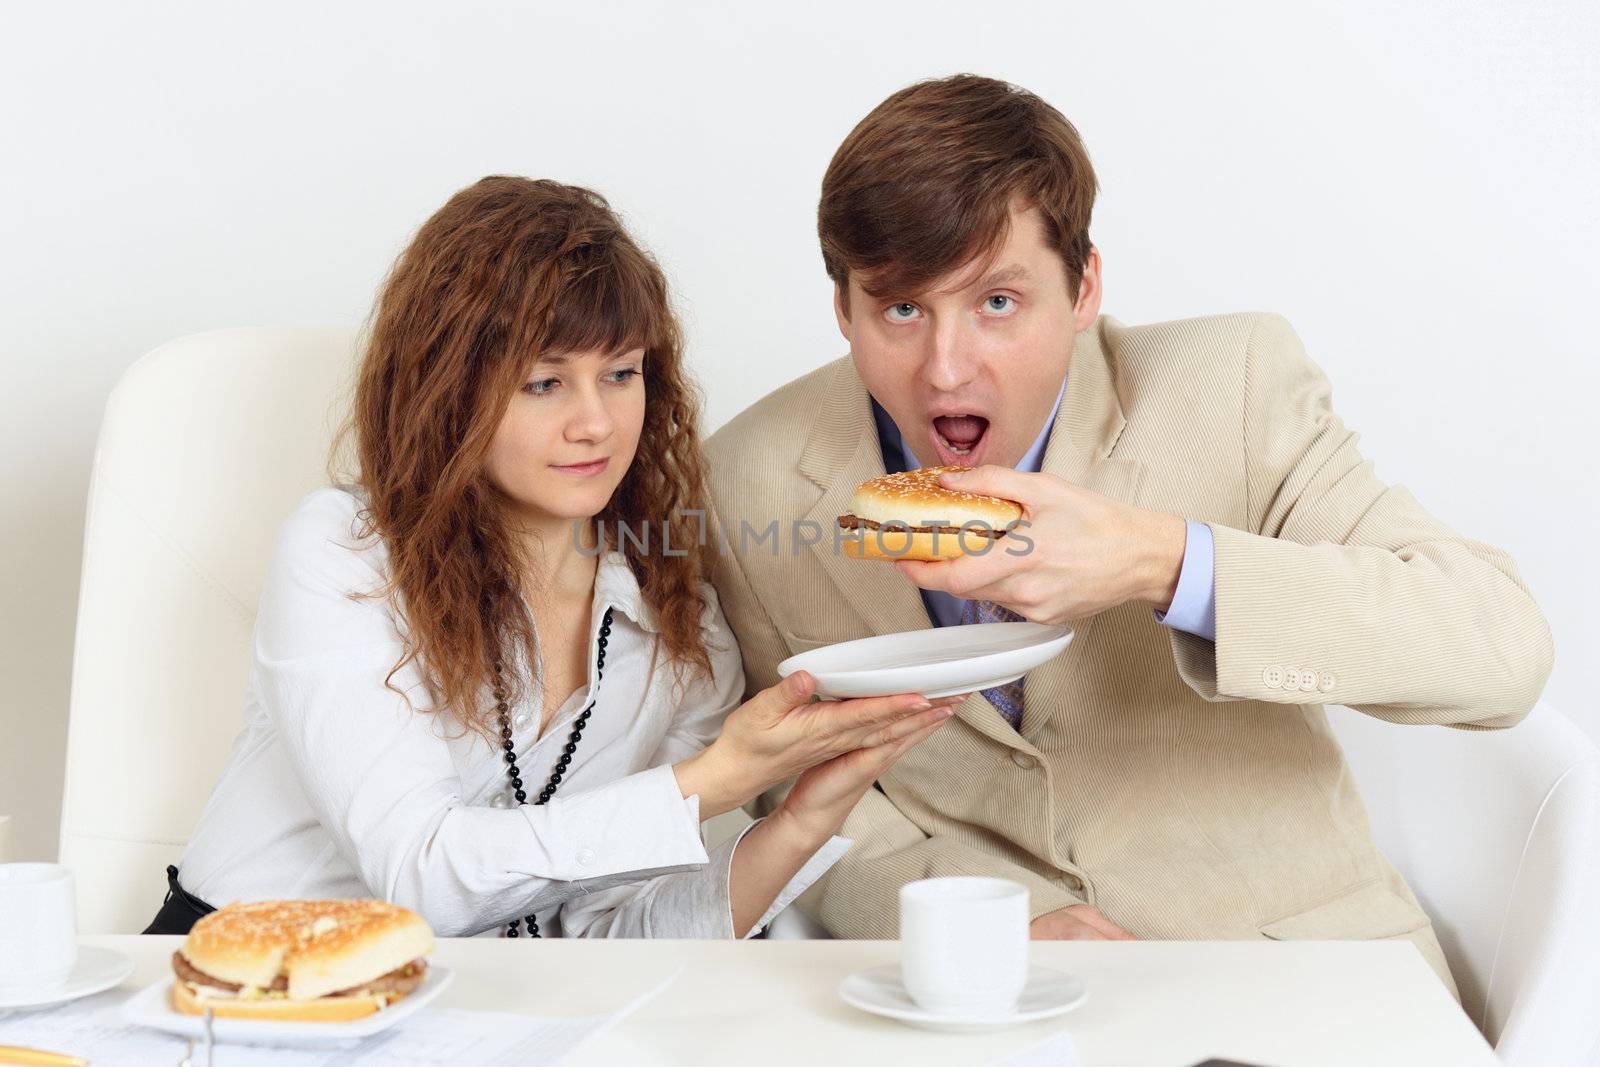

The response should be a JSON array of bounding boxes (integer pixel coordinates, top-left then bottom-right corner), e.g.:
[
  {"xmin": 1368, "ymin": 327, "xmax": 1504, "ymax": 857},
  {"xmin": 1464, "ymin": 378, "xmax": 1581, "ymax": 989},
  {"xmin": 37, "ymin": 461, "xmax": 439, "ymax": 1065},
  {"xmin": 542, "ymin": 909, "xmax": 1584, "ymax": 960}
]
[
  {"xmin": 716, "ymin": 819, "xmax": 853, "ymax": 939},
  {"xmin": 512, "ymin": 763, "xmax": 709, "ymax": 882}
]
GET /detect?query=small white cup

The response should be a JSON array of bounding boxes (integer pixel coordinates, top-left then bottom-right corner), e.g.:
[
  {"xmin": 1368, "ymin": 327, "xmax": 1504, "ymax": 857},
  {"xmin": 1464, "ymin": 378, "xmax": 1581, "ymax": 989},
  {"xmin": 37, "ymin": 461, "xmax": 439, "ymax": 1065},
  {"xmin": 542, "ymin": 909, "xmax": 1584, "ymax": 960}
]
[
  {"xmin": 900, "ymin": 876, "xmax": 1029, "ymax": 1017},
  {"xmin": 0, "ymin": 864, "xmax": 78, "ymax": 992}
]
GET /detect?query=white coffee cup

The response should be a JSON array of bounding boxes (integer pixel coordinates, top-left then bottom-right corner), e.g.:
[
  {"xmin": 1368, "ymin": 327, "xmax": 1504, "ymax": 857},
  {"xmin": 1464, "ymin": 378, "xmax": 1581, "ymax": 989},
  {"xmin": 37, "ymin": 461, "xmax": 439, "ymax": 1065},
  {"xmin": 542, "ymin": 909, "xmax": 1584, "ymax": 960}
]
[
  {"xmin": 0, "ymin": 863, "xmax": 78, "ymax": 991},
  {"xmin": 900, "ymin": 876, "xmax": 1029, "ymax": 1016}
]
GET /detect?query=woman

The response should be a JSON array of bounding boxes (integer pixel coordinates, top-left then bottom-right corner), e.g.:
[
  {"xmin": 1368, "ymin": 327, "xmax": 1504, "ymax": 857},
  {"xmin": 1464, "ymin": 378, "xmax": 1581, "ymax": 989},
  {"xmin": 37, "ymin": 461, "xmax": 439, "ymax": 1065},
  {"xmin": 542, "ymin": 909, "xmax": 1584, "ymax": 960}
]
[{"xmin": 147, "ymin": 177, "xmax": 954, "ymax": 939}]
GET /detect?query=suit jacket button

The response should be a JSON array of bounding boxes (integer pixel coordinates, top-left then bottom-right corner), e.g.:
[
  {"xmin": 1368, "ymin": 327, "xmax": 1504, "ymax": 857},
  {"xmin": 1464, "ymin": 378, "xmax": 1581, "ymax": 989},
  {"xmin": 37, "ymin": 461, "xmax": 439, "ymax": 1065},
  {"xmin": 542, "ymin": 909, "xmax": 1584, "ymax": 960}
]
[
  {"xmin": 1011, "ymin": 752, "xmax": 1037, "ymax": 770},
  {"xmin": 1263, "ymin": 666, "xmax": 1285, "ymax": 689},
  {"xmin": 1063, "ymin": 872, "xmax": 1085, "ymax": 892},
  {"xmin": 1319, "ymin": 671, "xmax": 1336, "ymax": 692},
  {"xmin": 1298, "ymin": 670, "xmax": 1318, "ymax": 692}
]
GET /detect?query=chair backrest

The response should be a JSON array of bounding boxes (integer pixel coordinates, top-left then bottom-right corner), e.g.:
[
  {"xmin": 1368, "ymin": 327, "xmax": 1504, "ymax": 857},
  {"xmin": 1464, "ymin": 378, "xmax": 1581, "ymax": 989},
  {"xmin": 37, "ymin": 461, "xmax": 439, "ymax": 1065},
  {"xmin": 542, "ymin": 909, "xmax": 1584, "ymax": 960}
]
[
  {"xmin": 1329, "ymin": 702, "xmax": 1600, "ymax": 1065},
  {"xmin": 59, "ymin": 327, "xmax": 360, "ymax": 933}
]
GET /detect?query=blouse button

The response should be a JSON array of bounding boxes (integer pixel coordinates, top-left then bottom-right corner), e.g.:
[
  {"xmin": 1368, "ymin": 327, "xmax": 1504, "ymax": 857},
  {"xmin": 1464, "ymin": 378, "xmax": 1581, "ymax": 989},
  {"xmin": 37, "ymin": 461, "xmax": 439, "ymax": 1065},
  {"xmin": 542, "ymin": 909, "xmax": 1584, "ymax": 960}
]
[
  {"xmin": 512, "ymin": 709, "xmax": 535, "ymax": 731},
  {"xmin": 488, "ymin": 792, "xmax": 510, "ymax": 809}
]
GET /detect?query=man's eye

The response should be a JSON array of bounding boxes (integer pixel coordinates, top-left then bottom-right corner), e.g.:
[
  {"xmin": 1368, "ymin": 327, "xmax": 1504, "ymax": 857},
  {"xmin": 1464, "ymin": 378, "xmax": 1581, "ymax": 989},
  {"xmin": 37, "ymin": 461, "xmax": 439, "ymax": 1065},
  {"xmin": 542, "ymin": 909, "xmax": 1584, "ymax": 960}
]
[
  {"xmin": 983, "ymin": 294, "xmax": 1015, "ymax": 314},
  {"xmin": 522, "ymin": 378, "xmax": 559, "ymax": 396},
  {"xmin": 885, "ymin": 303, "xmax": 921, "ymax": 323}
]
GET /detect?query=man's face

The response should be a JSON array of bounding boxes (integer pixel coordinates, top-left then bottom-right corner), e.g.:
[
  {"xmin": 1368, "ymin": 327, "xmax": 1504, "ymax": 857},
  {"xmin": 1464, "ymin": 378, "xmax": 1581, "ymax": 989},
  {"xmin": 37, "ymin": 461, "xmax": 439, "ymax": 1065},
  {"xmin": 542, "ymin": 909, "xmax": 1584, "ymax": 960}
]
[{"xmin": 836, "ymin": 202, "xmax": 1101, "ymax": 470}]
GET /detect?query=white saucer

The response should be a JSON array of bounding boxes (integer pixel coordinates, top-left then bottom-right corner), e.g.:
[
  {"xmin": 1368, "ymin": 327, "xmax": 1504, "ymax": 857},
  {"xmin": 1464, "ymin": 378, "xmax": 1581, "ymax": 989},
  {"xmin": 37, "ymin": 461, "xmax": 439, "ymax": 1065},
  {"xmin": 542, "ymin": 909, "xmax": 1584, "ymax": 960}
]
[
  {"xmin": 122, "ymin": 964, "xmax": 453, "ymax": 1048},
  {"xmin": 838, "ymin": 964, "xmax": 1087, "ymax": 1032},
  {"xmin": 778, "ymin": 622, "xmax": 1073, "ymax": 699},
  {"xmin": 0, "ymin": 946, "xmax": 136, "ymax": 1009}
]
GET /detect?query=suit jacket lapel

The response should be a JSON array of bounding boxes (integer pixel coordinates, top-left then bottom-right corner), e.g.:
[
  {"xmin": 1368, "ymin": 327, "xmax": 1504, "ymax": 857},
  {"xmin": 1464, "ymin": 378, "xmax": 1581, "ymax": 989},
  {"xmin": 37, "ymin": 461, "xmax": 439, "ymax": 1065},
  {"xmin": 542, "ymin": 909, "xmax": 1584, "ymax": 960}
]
[{"xmin": 1019, "ymin": 318, "xmax": 1146, "ymax": 740}]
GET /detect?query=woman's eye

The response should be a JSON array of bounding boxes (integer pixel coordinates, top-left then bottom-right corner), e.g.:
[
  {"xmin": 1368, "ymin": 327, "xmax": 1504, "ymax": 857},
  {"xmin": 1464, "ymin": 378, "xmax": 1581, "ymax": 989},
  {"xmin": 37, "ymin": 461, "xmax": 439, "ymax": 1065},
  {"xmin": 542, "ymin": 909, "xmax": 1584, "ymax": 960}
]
[
  {"xmin": 885, "ymin": 303, "xmax": 921, "ymax": 323},
  {"xmin": 606, "ymin": 367, "xmax": 640, "ymax": 385},
  {"xmin": 983, "ymin": 294, "xmax": 1015, "ymax": 314},
  {"xmin": 522, "ymin": 378, "xmax": 559, "ymax": 396}
]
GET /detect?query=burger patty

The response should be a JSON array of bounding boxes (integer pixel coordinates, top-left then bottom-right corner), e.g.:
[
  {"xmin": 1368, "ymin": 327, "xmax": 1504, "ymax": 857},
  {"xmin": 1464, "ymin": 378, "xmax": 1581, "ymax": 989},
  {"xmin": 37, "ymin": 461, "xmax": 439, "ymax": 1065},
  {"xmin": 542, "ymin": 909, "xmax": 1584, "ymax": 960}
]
[
  {"xmin": 172, "ymin": 952, "xmax": 427, "ymax": 998},
  {"xmin": 838, "ymin": 514, "xmax": 1006, "ymax": 538}
]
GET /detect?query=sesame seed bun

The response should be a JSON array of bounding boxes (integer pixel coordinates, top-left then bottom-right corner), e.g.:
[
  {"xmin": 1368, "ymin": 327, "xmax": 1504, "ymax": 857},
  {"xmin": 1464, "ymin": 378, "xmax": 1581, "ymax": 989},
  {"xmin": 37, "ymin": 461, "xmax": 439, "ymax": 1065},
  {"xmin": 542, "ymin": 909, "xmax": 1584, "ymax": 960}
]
[
  {"xmin": 172, "ymin": 899, "xmax": 434, "ymax": 1021},
  {"xmin": 839, "ymin": 466, "xmax": 1023, "ymax": 561}
]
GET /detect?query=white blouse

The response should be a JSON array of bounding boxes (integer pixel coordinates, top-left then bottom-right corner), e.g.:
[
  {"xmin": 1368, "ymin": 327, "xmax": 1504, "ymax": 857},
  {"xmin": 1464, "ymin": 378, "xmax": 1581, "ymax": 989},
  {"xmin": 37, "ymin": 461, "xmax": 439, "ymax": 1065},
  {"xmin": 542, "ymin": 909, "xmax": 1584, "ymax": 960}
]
[{"xmin": 178, "ymin": 486, "xmax": 847, "ymax": 938}]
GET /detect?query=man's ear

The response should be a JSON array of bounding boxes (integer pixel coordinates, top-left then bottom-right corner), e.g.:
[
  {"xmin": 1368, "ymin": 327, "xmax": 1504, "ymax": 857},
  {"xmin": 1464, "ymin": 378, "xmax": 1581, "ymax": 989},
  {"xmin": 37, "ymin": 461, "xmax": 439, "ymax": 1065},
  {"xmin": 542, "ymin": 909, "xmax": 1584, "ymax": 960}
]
[
  {"xmin": 1073, "ymin": 246, "xmax": 1103, "ymax": 330},
  {"xmin": 832, "ymin": 283, "xmax": 853, "ymax": 342}
]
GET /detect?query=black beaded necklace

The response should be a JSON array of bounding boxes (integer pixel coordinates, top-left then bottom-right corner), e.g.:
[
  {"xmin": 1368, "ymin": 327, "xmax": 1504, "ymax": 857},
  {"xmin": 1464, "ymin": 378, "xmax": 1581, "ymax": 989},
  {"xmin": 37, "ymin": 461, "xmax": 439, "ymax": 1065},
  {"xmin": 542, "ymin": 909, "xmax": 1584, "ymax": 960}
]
[{"xmin": 493, "ymin": 606, "xmax": 614, "ymax": 938}]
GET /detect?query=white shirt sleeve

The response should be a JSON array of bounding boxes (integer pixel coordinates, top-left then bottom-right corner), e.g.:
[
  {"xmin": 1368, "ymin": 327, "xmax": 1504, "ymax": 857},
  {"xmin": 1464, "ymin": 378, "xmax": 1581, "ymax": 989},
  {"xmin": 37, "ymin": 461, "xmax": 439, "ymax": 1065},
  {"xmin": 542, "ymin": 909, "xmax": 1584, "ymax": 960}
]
[
  {"xmin": 254, "ymin": 490, "xmax": 711, "ymax": 937},
  {"xmin": 556, "ymin": 584, "xmax": 852, "ymax": 939}
]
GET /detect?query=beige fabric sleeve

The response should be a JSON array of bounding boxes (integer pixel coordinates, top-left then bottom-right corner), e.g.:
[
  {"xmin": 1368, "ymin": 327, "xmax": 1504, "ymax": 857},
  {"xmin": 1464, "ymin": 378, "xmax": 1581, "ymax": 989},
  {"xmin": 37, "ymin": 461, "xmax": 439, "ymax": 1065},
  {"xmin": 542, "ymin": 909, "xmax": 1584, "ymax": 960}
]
[{"xmin": 1169, "ymin": 314, "xmax": 1553, "ymax": 729}]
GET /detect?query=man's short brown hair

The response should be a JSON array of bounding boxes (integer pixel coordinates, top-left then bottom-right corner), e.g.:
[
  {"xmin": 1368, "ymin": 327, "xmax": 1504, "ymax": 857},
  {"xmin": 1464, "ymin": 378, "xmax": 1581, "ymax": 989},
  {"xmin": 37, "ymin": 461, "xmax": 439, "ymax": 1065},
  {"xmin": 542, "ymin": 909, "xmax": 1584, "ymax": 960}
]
[{"xmin": 819, "ymin": 74, "xmax": 1098, "ymax": 309}]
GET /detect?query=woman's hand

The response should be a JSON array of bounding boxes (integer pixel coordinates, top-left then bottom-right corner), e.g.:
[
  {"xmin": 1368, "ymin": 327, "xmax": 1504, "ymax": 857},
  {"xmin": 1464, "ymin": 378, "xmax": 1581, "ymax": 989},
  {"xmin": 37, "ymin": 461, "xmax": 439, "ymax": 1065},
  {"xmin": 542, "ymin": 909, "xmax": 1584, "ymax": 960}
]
[
  {"xmin": 771, "ymin": 705, "xmax": 954, "ymax": 845},
  {"xmin": 674, "ymin": 671, "xmax": 960, "ymax": 819}
]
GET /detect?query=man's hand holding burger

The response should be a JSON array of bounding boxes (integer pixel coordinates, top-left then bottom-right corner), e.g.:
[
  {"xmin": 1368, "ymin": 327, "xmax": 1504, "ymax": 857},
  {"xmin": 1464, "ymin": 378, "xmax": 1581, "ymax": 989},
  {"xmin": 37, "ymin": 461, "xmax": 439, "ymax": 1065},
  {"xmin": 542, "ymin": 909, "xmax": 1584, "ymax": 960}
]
[{"xmin": 894, "ymin": 465, "xmax": 1188, "ymax": 625}]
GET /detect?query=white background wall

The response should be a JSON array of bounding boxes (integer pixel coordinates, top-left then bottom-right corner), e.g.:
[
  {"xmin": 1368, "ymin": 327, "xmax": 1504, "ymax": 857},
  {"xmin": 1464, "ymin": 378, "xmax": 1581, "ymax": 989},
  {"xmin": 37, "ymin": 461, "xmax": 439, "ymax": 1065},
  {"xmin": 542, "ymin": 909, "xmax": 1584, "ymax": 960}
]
[{"xmin": 2, "ymin": 0, "xmax": 1595, "ymax": 863}]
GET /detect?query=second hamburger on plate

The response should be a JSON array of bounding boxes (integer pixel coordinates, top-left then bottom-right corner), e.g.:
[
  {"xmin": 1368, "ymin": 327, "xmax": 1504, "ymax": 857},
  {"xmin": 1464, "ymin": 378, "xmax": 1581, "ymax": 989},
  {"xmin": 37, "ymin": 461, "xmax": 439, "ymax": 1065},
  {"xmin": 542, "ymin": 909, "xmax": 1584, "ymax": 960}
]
[{"xmin": 170, "ymin": 899, "xmax": 434, "ymax": 1022}]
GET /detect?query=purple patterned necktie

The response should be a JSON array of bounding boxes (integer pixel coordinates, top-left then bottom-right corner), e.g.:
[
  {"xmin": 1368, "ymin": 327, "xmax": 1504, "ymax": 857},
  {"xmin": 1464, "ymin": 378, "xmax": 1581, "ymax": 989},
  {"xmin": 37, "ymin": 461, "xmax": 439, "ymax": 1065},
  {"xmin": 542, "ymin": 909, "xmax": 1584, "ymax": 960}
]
[{"xmin": 959, "ymin": 598, "xmax": 1027, "ymax": 730}]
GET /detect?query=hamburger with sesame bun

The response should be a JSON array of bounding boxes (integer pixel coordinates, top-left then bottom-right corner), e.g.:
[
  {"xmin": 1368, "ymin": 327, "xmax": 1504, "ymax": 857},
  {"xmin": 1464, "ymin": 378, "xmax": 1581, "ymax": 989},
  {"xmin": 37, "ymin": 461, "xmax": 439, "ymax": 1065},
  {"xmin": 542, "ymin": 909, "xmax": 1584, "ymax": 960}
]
[
  {"xmin": 170, "ymin": 899, "xmax": 434, "ymax": 1022},
  {"xmin": 838, "ymin": 465, "xmax": 1024, "ymax": 561}
]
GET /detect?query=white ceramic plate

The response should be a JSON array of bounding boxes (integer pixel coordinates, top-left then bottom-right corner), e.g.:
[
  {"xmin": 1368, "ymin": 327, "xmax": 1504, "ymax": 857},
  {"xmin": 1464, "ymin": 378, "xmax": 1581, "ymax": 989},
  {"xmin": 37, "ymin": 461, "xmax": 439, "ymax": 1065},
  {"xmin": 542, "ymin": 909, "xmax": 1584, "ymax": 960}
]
[
  {"xmin": 0, "ymin": 946, "xmax": 135, "ymax": 1009},
  {"xmin": 777, "ymin": 622, "xmax": 1073, "ymax": 699},
  {"xmin": 838, "ymin": 963, "xmax": 1087, "ymax": 1033},
  {"xmin": 121, "ymin": 964, "xmax": 454, "ymax": 1048}
]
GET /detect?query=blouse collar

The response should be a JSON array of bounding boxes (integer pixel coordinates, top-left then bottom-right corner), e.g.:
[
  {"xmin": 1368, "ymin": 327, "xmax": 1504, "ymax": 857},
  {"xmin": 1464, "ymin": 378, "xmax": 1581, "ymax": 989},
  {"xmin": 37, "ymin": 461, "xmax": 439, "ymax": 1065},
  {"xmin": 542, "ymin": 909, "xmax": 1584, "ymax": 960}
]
[{"xmin": 592, "ymin": 550, "xmax": 658, "ymax": 633}]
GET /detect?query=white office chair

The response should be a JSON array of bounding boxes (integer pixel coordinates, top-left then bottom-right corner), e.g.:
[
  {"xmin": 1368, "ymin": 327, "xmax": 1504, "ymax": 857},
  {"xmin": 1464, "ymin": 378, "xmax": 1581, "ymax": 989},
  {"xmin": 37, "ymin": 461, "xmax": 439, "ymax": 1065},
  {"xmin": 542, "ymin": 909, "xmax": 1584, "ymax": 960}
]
[
  {"xmin": 1329, "ymin": 702, "xmax": 1600, "ymax": 1066},
  {"xmin": 60, "ymin": 326, "xmax": 361, "ymax": 934}
]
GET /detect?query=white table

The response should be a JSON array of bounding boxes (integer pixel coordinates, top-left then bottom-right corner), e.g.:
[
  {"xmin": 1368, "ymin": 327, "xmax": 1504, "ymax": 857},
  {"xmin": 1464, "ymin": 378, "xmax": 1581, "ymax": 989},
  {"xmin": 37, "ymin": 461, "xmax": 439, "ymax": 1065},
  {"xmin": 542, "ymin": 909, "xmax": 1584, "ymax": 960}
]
[{"xmin": 81, "ymin": 935, "xmax": 1495, "ymax": 1066}]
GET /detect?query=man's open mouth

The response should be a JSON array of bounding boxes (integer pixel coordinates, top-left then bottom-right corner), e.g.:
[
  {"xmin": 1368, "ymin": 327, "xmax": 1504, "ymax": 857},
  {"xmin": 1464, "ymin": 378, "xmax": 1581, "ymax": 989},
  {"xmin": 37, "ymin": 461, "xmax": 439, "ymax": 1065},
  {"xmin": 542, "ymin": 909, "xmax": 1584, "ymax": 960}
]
[{"xmin": 930, "ymin": 414, "xmax": 990, "ymax": 465}]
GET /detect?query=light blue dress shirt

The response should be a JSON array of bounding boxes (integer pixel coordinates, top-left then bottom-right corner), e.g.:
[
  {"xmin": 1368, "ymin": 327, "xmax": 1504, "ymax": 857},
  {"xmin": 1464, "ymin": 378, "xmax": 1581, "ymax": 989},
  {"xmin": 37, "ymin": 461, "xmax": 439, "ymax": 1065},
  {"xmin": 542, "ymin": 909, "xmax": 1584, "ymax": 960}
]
[{"xmin": 868, "ymin": 378, "xmax": 1217, "ymax": 642}]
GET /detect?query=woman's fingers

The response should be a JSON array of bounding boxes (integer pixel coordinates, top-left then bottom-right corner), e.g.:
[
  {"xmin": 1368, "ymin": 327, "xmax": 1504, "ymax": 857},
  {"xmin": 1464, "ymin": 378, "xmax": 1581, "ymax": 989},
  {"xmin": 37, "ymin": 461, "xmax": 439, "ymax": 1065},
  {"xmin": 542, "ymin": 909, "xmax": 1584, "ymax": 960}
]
[
  {"xmin": 840, "ymin": 692, "xmax": 937, "ymax": 731},
  {"xmin": 831, "ymin": 694, "xmax": 960, "ymax": 750},
  {"xmin": 744, "ymin": 671, "xmax": 817, "ymax": 727},
  {"xmin": 898, "ymin": 717, "xmax": 949, "ymax": 750},
  {"xmin": 870, "ymin": 705, "xmax": 955, "ymax": 746},
  {"xmin": 867, "ymin": 717, "xmax": 949, "ymax": 769}
]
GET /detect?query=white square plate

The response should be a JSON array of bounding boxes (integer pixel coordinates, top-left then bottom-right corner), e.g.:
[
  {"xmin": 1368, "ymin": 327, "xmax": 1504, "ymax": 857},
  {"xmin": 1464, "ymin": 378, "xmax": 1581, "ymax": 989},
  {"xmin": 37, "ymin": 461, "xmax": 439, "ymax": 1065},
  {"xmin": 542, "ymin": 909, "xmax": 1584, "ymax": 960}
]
[{"xmin": 121, "ymin": 964, "xmax": 454, "ymax": 1048}]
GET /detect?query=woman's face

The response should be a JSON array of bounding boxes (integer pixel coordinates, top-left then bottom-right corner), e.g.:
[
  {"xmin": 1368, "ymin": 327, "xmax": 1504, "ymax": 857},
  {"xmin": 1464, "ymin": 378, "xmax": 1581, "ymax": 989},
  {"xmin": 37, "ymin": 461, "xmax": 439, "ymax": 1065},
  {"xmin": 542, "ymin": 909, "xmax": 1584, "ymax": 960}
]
[{"xmin": 484, "ymin": 346, "xmax": 646, "ymax": 532}]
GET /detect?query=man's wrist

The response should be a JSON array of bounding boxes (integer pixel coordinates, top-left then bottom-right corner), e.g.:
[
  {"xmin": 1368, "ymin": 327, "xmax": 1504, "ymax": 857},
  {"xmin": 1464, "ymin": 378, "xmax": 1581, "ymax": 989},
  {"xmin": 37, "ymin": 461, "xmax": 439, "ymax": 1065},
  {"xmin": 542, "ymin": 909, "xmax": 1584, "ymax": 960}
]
[{"xmin": 1133, "ymin": 511, "xmax": 1187, "ymax": 610}]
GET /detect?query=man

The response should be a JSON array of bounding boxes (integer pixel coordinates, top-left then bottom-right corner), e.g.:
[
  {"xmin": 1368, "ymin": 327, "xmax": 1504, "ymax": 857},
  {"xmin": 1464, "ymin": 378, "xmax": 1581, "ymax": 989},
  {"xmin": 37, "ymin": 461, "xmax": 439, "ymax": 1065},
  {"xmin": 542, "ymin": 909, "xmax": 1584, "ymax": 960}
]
[{"xmin": 704, "ymin": 74, "xmax": 1552, "ymax": 994}]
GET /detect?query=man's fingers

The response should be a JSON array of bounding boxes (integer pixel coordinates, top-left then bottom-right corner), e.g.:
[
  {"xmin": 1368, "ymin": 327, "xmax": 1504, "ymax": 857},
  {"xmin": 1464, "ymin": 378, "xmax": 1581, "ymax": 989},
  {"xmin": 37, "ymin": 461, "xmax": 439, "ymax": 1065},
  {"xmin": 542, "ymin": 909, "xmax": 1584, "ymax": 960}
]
[
  {"xmin": 1031, "ymin": 913, "xmax": 1110, "ymax": 941},
  {"xmin": 938, "ymin": 464, "xmax": 1039, "ymax": 508},
  {"xmin": 893, "ymin": 537, "xmax": 1028, "ymax": 600},
  {"xmin": 1067, "ymin": 904, "xmax": 1137, "ymax": 941}
]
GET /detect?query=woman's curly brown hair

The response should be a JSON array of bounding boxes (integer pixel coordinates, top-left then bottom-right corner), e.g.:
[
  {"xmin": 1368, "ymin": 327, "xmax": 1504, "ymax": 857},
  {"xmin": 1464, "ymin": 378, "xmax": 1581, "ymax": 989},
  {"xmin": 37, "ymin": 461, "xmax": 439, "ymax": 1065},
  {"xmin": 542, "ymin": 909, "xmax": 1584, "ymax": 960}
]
[{"xmin": 341, "ymin": 176, "xmax": 713, "ymax": 735}]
